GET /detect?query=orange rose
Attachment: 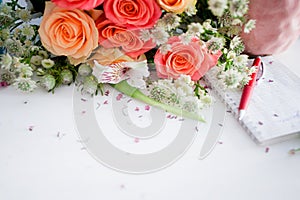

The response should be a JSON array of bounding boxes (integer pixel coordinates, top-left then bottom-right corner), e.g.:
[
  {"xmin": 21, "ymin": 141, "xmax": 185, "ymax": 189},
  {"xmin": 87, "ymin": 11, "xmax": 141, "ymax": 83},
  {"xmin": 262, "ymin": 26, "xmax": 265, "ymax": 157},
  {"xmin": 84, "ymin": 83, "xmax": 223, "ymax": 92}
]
[
  {"xmin": 38, "ymin": 2, "xmax": 98, "ymax": 65},
  {"xmin": 154, "ymin": 36, "xmax": 221, "ymax": 81},
  {"xmin": 103, "ymin": 0, "xmax": 162, "ymax": 29},
  {"xmin": 156, "ymin": 0, "xmax": 196, "ymax": 14},
  {"xmin": 95, "ymin": 14, "xmax": 156, "ymax": 59}
]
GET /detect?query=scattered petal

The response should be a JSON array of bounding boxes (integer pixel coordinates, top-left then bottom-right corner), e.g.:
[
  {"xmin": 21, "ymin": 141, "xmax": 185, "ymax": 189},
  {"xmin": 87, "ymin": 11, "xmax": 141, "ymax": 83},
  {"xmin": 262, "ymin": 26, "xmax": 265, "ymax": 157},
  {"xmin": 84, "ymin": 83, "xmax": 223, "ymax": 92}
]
[
  {"xmin": 265, "ymin": 147, "xmax": 270, "ymax": 153},
  {"xmin": 28, "ymin": 125, "xmax": 34, "ymax": 131},
  {"xmin": 116, "ymin": 93, "xmax": 123, "ymax": 101},
  {"xmin": 103, "ymin": 100, "xmax": 108, "ymax": 104},
  {"xmin": 134, "ymin": 138, "xmax": 140, "ymax": 143},
  {"xmin": 145, "ymin": 105, "xmax": 150, "ymax": 111},
  {"xmin": 218, "ymin": 141, "xmax": 223, "ymax": 144},
  {"xmin": 82, "ymin": 110, "xmax": 86, "ymax": 114},
  {"xmin": 105, "ymin": 90, "xmax": 110, "ymax": 96},
  {"xmin": 81, "ymin": 98, "xmax": 87, "ymax": 102},
  {"xmin": 273, "ymin": 113, "xmax": 279, "ymax": 117},
  {"xmin": 268, "ymin": 79, "xmax": 274, "ymax": 83},
  {"xmin": 135, "ymin": 107, "xmax": 140, "ymax": 111},
  {"xmin": 258, "ymin": 121, "xmax": 263, "ymax": 125}
]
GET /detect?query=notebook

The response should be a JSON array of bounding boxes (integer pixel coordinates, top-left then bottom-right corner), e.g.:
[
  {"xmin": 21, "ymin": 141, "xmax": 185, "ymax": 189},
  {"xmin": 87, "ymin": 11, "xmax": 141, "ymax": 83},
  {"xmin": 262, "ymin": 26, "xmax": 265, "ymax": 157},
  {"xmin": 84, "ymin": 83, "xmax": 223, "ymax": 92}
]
[{"xmin": 204, "ymin": 56, "xmax": 300, "ymax": 145}]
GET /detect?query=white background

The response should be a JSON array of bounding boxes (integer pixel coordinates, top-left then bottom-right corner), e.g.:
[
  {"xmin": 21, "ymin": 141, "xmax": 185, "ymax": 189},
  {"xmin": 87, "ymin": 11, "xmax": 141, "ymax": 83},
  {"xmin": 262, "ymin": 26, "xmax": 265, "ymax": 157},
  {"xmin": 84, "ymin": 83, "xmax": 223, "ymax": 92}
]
[{"xmin": 0, "ymin": 8, "xmax": 300, "ymax": 198}]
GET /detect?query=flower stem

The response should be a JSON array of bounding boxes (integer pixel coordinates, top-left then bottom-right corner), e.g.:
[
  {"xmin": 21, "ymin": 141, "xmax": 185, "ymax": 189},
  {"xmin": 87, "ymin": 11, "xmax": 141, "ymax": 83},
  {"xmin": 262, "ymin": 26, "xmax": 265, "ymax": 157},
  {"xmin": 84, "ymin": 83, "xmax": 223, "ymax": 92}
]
[{"xmin": 112, "ymin": 81, "xmax": 205, "ymax": 122}]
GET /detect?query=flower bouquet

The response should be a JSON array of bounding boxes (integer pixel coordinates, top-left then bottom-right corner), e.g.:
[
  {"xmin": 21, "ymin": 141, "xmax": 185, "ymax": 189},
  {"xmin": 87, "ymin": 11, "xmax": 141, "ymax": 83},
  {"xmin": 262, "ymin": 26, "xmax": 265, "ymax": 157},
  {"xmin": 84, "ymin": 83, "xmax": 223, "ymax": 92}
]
[{"xmin": 0, "ymin": 0, "xmax": 255, "ymax": 121}]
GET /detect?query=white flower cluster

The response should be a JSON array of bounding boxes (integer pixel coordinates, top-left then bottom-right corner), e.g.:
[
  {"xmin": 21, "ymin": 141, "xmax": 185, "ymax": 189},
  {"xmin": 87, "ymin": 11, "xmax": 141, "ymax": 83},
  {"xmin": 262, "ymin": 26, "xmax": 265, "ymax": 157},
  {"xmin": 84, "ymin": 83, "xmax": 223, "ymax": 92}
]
[{"xmin": 149, "ymin": 75, "xmax": 212, "ymax": 115}]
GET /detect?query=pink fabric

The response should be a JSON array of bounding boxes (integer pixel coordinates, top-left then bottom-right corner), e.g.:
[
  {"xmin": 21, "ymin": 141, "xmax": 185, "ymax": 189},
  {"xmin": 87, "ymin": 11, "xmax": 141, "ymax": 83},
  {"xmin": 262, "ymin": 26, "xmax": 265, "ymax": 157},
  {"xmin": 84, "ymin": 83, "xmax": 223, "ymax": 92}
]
[{"xmin": 241, "ymin": 0, "xmax": 300, "ymax": 55}]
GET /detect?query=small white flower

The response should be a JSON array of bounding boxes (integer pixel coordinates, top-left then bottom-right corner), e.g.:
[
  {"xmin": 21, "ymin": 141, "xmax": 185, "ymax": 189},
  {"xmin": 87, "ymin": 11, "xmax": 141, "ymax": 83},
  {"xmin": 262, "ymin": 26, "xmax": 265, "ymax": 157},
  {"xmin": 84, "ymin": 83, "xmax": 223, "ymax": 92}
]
[
  {"xmin": 159, "ymin": 43, "xmax": 172, "ymax": 55},
  {"xmin": 41, "ymin": 59, "xmax": 55, "ymax": 69},
  {"xmin": 202, "ymin": 20, "xmax": 217, "ymax": 32},
  {"xmin": 139, "ymin": 29, "xmax": 152, "ymax": 42},
  {"xmin": 185, "ymin": 4, "xmax": 197, "ymax": 16},
  {"xmin": 218, "ymin": 68, "xmax": 243, "ymax": 88},
  {"xmin": 180, "ymin": 33, "xmax": 193, "ymax": 45},
  {"xmin": 208, "ymin": 0, "xmax": 228, "ymax": 17},
  {"xmin": 30, "ymin": 55, "xmax": 43, "ymax": 66},
  {"xmin": 17, "ymin": 9, "xmax": 31, "ymax": 22},
  {"xmin": 0, "ymin": 53, "xmax": 12, "ymax": 70},
  {"xmin": 233, "ymin": 54, "xmax": 248, "ymax": 68},
  {"xmin": 231, "ymin": 18, "xmax": 242, "ymax": 26},
  {"xmin": 244, "ymin": 19, "xmax": 256, "ymax": 33},
  {"xmin": 38, "ymin": 50, "xmax": 49, "ymax": 59},
  {"xmin": 229, "ymin": 36, "xmax": 242, "ymax": 50},
  {"xmin": 187, "ymin": 23, "xmax": 204, "ymax": 37},
  {"xmin": 159, "ymin": 13, "xmax": 181, "ymax": 31},
  {"xmin": 229, "ymin": 0, "xmax": 249, "ymax": 17},
  {"xmin": 18, "ymin": 64, "xmax": 33, "ymax": 77},
  {"xmin": 13, "ymin": 77, "xmax": 37, "ymax": 92},
  {"xmin": 226, "ymin": 50, "xmax": 236, "ymax": 60},
  {"xmin": 151, "ymin": 28, "xmax": 169, "ymax": 45},
  {"xmin": 21, "ymin": 24, "xmax": 35, "ymax": 40}
]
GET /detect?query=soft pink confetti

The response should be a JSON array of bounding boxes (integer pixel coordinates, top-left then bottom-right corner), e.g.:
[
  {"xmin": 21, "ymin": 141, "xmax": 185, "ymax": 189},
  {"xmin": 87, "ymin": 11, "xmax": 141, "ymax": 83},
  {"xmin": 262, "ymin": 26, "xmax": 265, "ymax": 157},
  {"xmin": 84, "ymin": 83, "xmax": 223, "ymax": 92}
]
[
  {"xmin": 268, "ymin": 79, "xmax": 274, "ymax": 83},
  {"xmin": 120, "ymin": 184, "xmax": 125, "ymax": 189},
  {"xmin": 258, "ymin": 121, "xmax": 263, "ymax": 125},
  {"xmin": 265, "ymin": 147, "xmax": 270, "ymax": 153},
  {"xmin": 269, "ymin": 61, "xmax": 274, "ymax": 64},
  {"xmin": 104, "ymin": 90, "xmax": 110, "ymax": 96},
  {"xmin": 103, "ymin": 100, "xmax": 108, "ymax": 104},
  {"xmin": 135, "ymin": 107, "xmax": 140, "ymax": 111},
  {"xmin": 116, "ymin": 93, "xmax": 123, "ymax": 101},
  {"xmin": 28, "ymin": 125, "xmax": 34, "ymax": 131},
  {"xmin": 145, "ymin": 105, "xmax": 150, "ymax": 111},
  {"xmin": 134, "ymin": 138, "xmax": 140, "ymax": 143},
  {"xmin": 0, "ymin": 81, "xmax": 8, "ymax": 87},
  {"xmin": 127, "ymin": 99, "xmax": 132, "ymax": 103}
]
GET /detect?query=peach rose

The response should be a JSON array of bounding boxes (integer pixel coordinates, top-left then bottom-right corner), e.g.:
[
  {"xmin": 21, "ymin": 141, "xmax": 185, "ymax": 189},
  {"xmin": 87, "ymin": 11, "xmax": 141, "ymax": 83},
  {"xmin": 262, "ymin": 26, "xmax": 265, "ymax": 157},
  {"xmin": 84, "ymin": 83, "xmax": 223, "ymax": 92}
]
[
  {"xmin": 95, "ymin": 14, "xmax": 156, "ymax": 59},
  {"xmin": 154, "ymin": 36, "xmax": 221, "ymax": 81},
  {"xmin": 38, "ymin": 2, "xmax": 98, "ymax": 65},
  {"xmin": 103, "ymin": 0, "xmax": 162, "ymax": 29},
  {"xmin": 156, "ymin": 0, "xmax": 196, "ymax": 14},
  {"xmin": 51, "ymin": 0, "xmax": 104, "ymax": 10}
]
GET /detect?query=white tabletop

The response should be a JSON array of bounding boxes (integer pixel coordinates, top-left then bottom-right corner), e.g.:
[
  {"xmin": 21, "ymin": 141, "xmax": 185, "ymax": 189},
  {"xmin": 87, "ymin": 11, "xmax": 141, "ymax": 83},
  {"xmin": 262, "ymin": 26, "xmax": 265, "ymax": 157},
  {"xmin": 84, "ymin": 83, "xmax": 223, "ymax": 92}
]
[{"xmin": 1, "ymin": 38, "xmax": 300, "ymax": 200}]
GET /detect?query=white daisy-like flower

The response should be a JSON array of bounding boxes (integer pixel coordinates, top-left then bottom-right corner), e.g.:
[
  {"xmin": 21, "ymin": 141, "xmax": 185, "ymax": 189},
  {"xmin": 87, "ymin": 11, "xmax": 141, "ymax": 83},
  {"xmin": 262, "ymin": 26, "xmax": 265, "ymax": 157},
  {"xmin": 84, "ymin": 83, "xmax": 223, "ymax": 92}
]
[
  {"xmin": 30, "ymin": 55, "xmax": 43, "ymax": 66},
  {"xmin": 208, "ymin": 0, "xmax": 228, "ymax": 17},
  {"xmin": 139, "ymin": 29, "xmax": 152, "ymax": 42},
  {"xmin": 207, "ymin": 36, "xmax": 225, "ymax": 53},
  {"xmin": 187, "ymin": 23, "xmax": 204, "ymax": 37},
  {"xmin": 218, "ymin": 68, "xmax": 243, "ymax": 88},
  {"xmin": 41, "ymin": 59, "xmax": 55, "ymax": 69},
  {"xmin": 185, "ymin": 4, "xmax": 197, "ymax": 16},
  {"xmin": 230, "ymin": 36, "xmax": 242, "ymax": 50},
  {"xmin": 21, "ymin": 24, "xmax": 35, "ymax": 40},
  {"xmin": 13, "ymin": 77, "xmax": 37, "ymax": 92},
  {"xmin": 151, "ymin": 27, "xmax": 170, "ymax": 46},
  {"xmin": 93, "ymin": 60, "xmax": 149, "ymax": 89},
  {"xmin": 233, "ymin": 54, "xmax": 248, "ymax": 68},
  {"xmin": 229, "ymin": 0, "xmax": 249, "ymax": 17},
  {"xmin": 244, "ymin": 19, "xmax": 256, "ymax": 33},
  {"xmin": 179, "ymin": 33, "xmax": 192, "ymax": 45},
  {"xmin": 161, "ymin": 13, "xmax": 181, "ymax": 31},
  {"xmin": 0, "ymin": 53, "xmax": 12, "ymax": 70},
  {"xmin": 18, "ymin": 64, "xmax": 33, "ymax": 77},
  {"xmin": 159, "ymin": 43, "xmax": 172, "ymax": 55}
]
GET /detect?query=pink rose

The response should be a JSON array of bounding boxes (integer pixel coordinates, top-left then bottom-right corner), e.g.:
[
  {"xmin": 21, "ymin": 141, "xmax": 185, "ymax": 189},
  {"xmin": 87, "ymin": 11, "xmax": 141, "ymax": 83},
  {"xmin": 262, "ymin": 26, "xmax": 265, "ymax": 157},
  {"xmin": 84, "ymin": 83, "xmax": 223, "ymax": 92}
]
[
  {"xmin": 95, "ymin": 14, "xmax": 156, "ymax": 59},
  {"xmin": 51, "ymin": 0, "xmax": 104, "ymax": 10},
  {"xmin": 103, "ymin": 0, "xmax": 162, "ymax": 29},
  {"xmin": 154, "ymin": 36, "xmax": 221, "ymax": 81}
]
